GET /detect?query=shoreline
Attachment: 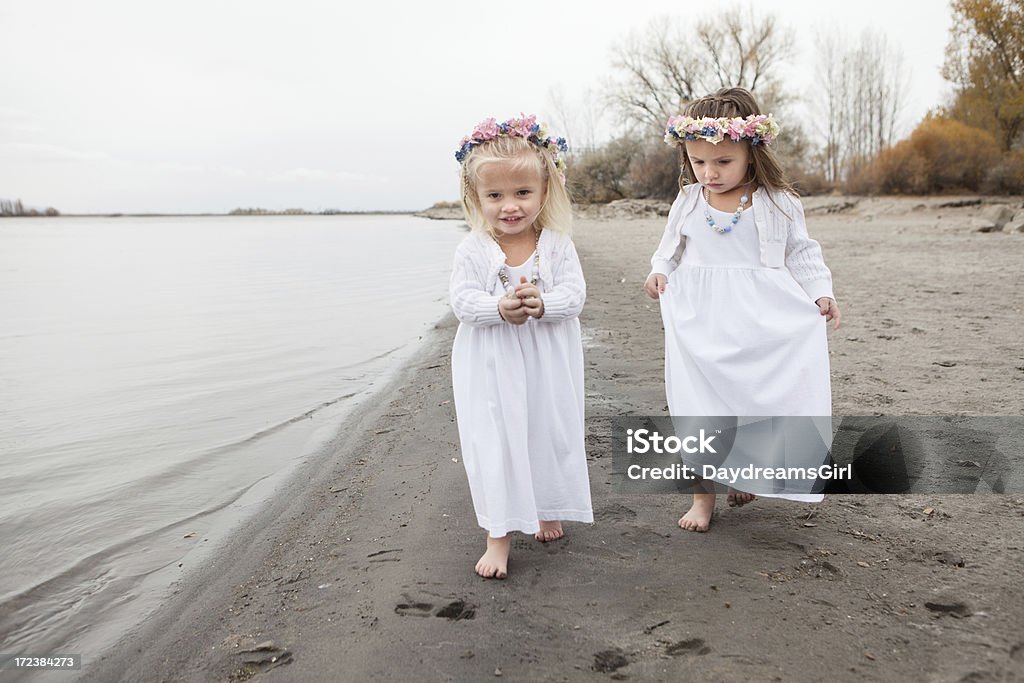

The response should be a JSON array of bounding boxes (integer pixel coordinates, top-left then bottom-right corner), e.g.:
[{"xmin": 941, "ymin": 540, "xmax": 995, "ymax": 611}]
[
  {"xmin": 0, "ymin": 214, "xmax": 467, "ymax": 679},
  {"xmin": 82, "ymin": 313, "xmax": 465, "ymax": 682},
  {"xmin": 68, "ymin": 326, "xmax": 454, "ymax": 675},
  {"xmin": 86, "ymin": 201, "xmax": 1023, "ymax": 681}
]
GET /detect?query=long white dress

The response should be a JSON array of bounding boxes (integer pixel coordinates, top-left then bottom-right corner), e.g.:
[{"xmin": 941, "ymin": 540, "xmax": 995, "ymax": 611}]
[
  {"xmin": 660, "ymin": 196, "xmax": 831, "ymax": 501},
  {"xmin": 451, "ymin": 235, "xmax": 593, "ymax": 537}
]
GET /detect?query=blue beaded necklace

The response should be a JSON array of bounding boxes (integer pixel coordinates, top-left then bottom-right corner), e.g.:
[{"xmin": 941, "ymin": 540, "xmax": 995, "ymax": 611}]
[{"xmin": 703, "ymin": 185, "xmax": 750, "ymax": 234}]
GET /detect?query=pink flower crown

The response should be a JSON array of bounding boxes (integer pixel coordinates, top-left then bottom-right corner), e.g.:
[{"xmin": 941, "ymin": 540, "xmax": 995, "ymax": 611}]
[
  {"xmin": 455, "ymin": 114, "xmax": 569, "ymax": 176},
  {"xmin": 664, "ymin": 113, "xmax": 780, "ymax": 146}
]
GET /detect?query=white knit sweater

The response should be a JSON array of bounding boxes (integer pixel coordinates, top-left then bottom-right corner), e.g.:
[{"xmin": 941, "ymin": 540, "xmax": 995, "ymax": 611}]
[
  {"xmin": 650, "ymin": 184, "xmax": 835, "ymax": 302},
  {"xmin": 450, "ymin": 228, "xmax": 586, "ymax": 326}
]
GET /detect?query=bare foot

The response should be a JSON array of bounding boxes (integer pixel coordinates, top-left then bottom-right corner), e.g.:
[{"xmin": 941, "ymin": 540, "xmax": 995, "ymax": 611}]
[
  {"xmin": 534, "ymin": 520, "xmax": 564, "ymax": 542},
  {"xmin": 727, "ymin": 488, "xmax": 757, "ymax": 508},
  {"xmin": 678, "ymin": 492, "xmax": 716, "ymax": 532},
  {"xmin": 475, "ymin": 535, "xmax": 510, "ymax": 579}
]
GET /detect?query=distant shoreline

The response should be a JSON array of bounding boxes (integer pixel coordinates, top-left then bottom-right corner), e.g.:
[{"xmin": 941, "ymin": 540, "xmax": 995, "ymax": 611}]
[
  {"xmin": 0, "ymin": 210, "xmax": 422, "ymax": 218},
  {"xmin": 0, "ymin": 209, "xmax": 470, "ymax": 221},
  {"xmin": 5, "ymin": 194, "xmax": 1018, "ymax": 222}
]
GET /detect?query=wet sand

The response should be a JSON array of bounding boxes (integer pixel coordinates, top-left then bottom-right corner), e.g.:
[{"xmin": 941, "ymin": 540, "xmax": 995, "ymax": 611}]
[{"xmin": 85, "ymin": 197, "xmax": 1024, "ymax": 682}]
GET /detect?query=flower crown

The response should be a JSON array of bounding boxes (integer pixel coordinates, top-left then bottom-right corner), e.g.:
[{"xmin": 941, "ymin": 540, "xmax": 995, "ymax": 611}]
[
  {"xmin": 455, "ymin": 114, "xmax": 568, "ymax": 174},
  {"xmin": 664, "ymin": 113, "xmax": 780, "ymax": 146}
]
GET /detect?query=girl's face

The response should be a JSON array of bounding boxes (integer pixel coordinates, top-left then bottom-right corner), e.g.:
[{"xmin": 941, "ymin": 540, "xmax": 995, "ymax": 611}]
[
  {"xmin": 475, "ymin": 157, "xmax": 546, "ymax": 238},
  {"xmin": 685, "ymin": 139, "xmax": 752, "ymax": 196}
]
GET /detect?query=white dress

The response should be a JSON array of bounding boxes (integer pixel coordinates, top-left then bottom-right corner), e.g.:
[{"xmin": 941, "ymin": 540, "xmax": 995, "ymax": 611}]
[
  {"xmin": 660, "ymin": 196, "xmax": 831, "ymax": 501},
  {"xmin": 451, "ymin": 236, "xmax": 593, "ymax": 537}
]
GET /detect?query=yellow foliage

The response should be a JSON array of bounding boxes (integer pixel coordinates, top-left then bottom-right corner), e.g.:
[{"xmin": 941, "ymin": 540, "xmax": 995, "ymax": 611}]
[
  {"xmin": 859, "ymin": 115, "xmax": 1002, "ymax": 193},
  {"xmin": 944, "ymin": 0, "xmax": 1024, "ymax": 150}
]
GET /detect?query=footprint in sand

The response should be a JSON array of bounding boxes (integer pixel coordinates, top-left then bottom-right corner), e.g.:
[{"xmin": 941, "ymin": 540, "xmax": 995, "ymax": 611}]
[
  {"xmin": 592, "ymin": 649, "xmax": 629, "ymax": 673},
  {"xmin": 665, "ymin": 638, "xmax": 711, "ymax": 656},
  {"xmin": 924, "ymin": 599, "xmax": 971, "ymax": 617},
  {"xmin": 235, "ymin": 641, "xmax": 293, "ymax": 673},
  {"xmin": 394, "ymin": 598, "xmax": 476, "ymax": 620},
  {"xmin": 394, "ymin": 601, "xmax": 433, "ymax": 617},
  {"xmin": 434, "ymin": 600, "xmax": 476, "ymax": 620}
]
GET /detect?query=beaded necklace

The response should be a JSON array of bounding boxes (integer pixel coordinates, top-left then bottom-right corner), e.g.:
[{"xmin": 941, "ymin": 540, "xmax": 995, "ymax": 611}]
[
  {"xmin": 703, "ymin": 185, "xmax": 750, "ymax": 234},
  {"xmin": 496, "ymin": 229, "xmax": 541, "ymax": 295}
]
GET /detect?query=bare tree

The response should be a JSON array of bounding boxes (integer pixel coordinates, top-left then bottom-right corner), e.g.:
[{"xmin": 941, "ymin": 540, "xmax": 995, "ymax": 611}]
[
  {"xmin": 813, "ymin": 29, "xmax": 848, "ymax": 183},
  {"xmin": 605, "ymin": 21, "xmax": 698, "ymax": 132},
  {"xmin": 699, "ymin": 7, "xmax": 793, "ymax": 95},
  {"xmin": 547, "ymin": 86, "xmax": 603, "ymax": 156},
  {"xmin": 813, "ymin": 26, "xmax": 909, "ymax": 183},
  {"xmin": 606, "ymin": 7, "xmax": 796, "ymax": 132}
]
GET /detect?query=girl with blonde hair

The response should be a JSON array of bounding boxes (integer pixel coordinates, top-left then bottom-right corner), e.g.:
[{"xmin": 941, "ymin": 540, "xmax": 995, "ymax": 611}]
[{"xmin": 450, "ymin": 115, "xmax": 593, "ymax": 578}]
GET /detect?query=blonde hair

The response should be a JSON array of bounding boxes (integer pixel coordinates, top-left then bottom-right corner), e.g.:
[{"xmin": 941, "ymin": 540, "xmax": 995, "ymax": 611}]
[
  {"xmin": 460, "ymin": 136, "xmax": 572, "ymax": 236},
  {"xmin": 677, "ymin": 87, "xmax": 794, "ymax": 195}
]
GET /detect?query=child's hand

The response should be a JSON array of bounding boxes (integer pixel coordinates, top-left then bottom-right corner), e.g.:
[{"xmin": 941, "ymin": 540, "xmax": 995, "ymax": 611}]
[
  {"xmin": 816, "ymin": 297, "xmax": 841, "ymax": 329},
  {"xmin": 514, "ymin": 276, "xmax": 544, "ymax": 318},
  {"xmin": 499, "ymin": 292, "xmax": 529, "ymax": 325},
  {"xmin": 644, "ymin": 273, "xmax": 668, "ymax": 299}
]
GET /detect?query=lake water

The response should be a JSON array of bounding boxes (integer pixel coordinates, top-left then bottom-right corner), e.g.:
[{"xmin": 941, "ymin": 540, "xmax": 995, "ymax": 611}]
[{"xmin": 0, "ymin": 214, "xmax": 465, "ymax": 668}]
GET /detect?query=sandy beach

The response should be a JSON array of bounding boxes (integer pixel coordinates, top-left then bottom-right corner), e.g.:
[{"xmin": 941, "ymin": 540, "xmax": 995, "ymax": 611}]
[{"xmin": 84, "ymin": 197, "xmax": 1024, "ymax": 682}]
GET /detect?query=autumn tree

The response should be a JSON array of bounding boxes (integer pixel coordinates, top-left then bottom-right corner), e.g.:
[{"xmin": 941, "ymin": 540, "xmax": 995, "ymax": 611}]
[
  {"xmin": 861, "ymin": 115, "xmax": 1001, "ymax": 193},
  {"xmin": 944, "ymin": 0, "xmax": 1024, "ymax": 150}
]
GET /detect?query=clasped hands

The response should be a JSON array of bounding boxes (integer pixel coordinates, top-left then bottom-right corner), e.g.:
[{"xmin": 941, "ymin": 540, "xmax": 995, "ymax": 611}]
[{"xmin": 498, "ymin": 276, "xmax": 544, "ymax": 325}]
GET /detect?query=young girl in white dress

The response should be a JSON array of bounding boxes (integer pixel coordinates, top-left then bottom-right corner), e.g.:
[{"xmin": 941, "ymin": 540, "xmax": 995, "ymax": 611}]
[
  {"xmin": 450, "ymin": 115, "xmax": 593, "ymax": 578},
  {"xmin": 644, "ymin": 88, "xmax": 842, "ymax": 532}
]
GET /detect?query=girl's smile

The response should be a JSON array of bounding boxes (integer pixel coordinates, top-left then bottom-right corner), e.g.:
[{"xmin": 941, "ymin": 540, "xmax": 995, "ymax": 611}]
[{"xmin": 475, "ymin": 159, "xmax": 546, "ymax": 240}]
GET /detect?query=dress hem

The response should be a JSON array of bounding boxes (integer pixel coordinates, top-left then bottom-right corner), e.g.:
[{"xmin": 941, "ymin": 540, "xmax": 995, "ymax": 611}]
[{"xmin": 476, "ymin": 511, "xmax": 595, "ymax": 537}]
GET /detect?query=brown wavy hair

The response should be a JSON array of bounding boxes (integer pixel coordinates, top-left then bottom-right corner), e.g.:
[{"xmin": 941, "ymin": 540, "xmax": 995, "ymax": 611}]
[{"xmin": 676, "ymin": 87, "xmax": 794, "ymax": 195}]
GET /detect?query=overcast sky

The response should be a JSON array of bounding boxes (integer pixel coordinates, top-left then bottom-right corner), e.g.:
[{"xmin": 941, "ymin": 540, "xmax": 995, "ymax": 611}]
[{"xmin": 0, "ymin": 1, "xmax": 954, "ymax": 214}]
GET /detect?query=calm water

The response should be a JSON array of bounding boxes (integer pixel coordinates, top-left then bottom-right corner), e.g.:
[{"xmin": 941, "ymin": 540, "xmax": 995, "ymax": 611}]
[{"xmin": 0, "ymin": 214, "xmax": 464, "ymax": 665}]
